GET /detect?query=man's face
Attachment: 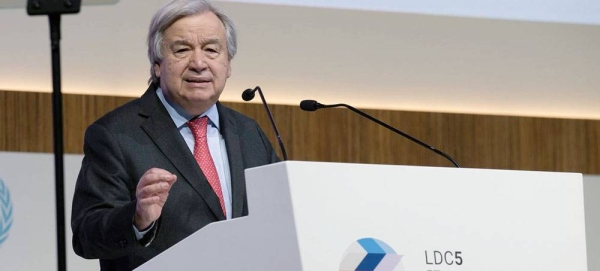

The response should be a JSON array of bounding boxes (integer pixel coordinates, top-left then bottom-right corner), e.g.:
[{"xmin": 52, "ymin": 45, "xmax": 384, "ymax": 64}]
[{"xmin": 154, "ymin": 11, "xmax": 231, "ymax": 116}]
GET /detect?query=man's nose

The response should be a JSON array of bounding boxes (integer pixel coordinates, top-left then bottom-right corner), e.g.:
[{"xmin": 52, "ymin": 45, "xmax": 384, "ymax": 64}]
[{"xmin": 188, "ymin": 51, "xmax": 208, "ymax": 72}]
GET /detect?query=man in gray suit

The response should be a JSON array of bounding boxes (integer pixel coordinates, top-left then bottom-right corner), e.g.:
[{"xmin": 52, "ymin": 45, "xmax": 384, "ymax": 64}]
[{"xmin": 71, "ymin": 0, "xmax": 279, "ymax": 270}]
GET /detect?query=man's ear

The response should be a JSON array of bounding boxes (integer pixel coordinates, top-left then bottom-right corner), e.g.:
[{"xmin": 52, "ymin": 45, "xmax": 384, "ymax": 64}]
[{"xmin": 153, "ymin": 62, "xmax": 161, "ymax": 78}]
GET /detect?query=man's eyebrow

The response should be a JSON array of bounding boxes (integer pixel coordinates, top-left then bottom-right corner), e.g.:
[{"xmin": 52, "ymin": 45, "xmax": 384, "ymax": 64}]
[
  {"xmin": 168, "ymin": 38, "xmax": 222, "ymax": 47},
  {"xmin": 169, "ymin": 40, "xmax": 192, "ymax": 47},
  {"xmin": 201, "ymin": 38, "xmax": 222, "ymax": 45}
]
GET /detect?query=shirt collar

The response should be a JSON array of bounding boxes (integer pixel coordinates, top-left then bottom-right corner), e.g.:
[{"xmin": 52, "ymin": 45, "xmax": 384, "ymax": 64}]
[{"xmin": 156, "ymin": 87, "xmax": 220, "ymax": 130}]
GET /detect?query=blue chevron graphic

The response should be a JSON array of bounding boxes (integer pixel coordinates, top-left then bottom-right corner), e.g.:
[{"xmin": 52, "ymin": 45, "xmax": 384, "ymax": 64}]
[
  {"xmin": 356, "ymin": 238, "xmax": 387, "ymax": 270},
  {"xmin": 340, "ymin": 238, "xmax": 405, "ymax": 271},
  {"xmin": 0, "ymin": 178, "xmax": 13, "ymax": 247}
]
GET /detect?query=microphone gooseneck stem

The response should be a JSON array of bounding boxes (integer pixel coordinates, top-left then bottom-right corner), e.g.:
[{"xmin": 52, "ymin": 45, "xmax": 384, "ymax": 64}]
[
  {"xmin": 323, "ymin": 103, "xmax": 460, "ymax": 168},
  {"xmin": 254, "ymin": 87, "xmax": 288, "ymax": 161}
]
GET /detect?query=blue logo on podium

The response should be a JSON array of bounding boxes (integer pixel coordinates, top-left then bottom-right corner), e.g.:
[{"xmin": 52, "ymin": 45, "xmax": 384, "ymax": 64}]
[
  {"xmin": 340, "ymin": 238, "xmax": 405, "ymax": 271},
  {"xmin": 0, "ymin": 178, "xmax": 13, "ymax": 248}
]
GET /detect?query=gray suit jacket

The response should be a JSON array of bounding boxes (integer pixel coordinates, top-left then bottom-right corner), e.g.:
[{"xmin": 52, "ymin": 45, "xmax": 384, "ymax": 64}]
[{"xmin": 71, "ymin": 83, "xmax": 279, "ymax": 270}]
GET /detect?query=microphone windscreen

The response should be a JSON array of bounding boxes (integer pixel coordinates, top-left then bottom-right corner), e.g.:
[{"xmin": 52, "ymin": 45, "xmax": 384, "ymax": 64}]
[
  {"xmin": 299, "ymin": 100, "xmax": 319, "ymax": 111},
  {"xmin": 242, "ymin": 88, "xmax": 255, "ymax": 101}
]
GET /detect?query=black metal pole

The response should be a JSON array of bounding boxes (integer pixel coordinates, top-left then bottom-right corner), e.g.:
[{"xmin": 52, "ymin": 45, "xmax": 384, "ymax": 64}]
[
  {"xmin": 27, "ymin": 1, "xmax": 81, "ymax": 270},
  {"xmin": 49, "ymin": 14, "xmax": 67, "ymax": 271}
]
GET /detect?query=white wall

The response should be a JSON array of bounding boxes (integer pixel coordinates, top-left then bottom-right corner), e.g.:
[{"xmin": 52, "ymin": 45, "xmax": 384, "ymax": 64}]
[
  {"xmin": 0, "ymin": 0, "xmax": 598, "ymax": 119},
  {"xmin": 219, "ymin": 0, "xmax": 600, "ymax": 25}
]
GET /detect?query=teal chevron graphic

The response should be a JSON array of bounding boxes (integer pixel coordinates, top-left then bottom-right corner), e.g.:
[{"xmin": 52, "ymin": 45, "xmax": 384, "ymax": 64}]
[
  {"xmin": 340, "ymin": 238, "xmax": 405, "ymax": 271},
  {"xmin": 0, "ymin": 178, "xmax": 13, "ymax": 247}
]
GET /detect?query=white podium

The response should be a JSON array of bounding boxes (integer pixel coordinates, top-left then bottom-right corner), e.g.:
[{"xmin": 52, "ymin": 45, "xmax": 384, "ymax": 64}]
[{"xmin": 135, "ymin": 161, "xmax": 588, "ymax": 271}]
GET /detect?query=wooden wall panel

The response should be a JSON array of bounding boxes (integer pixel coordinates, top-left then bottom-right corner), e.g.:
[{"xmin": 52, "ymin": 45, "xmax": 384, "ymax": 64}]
[
  {"xmin": 1, "ymin": 90, "xmax": 598, "ymax": 174},
  {"xmin": 62, "ymin": 94, "xmax": 135, "ymax": 153},
  {"xmin": 0, "ymin": 91, "xmax": 52, "ymax": 152}
]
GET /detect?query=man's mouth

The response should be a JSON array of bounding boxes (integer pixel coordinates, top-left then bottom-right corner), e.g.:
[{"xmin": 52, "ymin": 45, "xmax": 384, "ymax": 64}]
[{"xmin": 185, "ymin": 77, "xmax": 212, "ymax": 84}]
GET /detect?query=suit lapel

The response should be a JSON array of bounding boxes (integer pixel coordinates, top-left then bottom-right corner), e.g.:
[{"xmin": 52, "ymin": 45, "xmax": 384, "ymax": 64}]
[
  {"xmin": 218, "ymin": 103, "xmax": 247, "ymax": 218},
  {"xmin": 138, "ymin": 85, "xmax": 226, "ymax": 221}
]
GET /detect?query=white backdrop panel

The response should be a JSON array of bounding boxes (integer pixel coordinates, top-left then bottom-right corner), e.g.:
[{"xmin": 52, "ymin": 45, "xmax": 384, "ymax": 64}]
[{"xmin": 0, "ymin": 152, "xmax": 95, "ymax": 271}]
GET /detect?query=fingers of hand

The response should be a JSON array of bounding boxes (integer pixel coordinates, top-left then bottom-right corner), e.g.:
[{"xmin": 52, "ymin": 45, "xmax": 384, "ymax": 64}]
[
  {"xmin": 137, "ymin": 196, "xmax": 161, "ymax": 208},
  {"xmin": 137, "ymin": 182, "xmax": 171, "ymax": 199},
  {"xmin": 138, "ymin": 168, "xmax": 177, "ymax": 188}
]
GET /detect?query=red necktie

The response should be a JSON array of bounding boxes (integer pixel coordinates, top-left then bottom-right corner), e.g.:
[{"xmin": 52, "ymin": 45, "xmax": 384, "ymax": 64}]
[{"xmin": 188, "ymin": 116, "xmax": 226, "ymax": 217}]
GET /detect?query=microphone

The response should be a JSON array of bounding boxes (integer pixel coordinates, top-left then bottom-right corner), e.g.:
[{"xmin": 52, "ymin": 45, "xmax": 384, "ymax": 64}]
[
  {"xmin": 300, "ymin": 100, "xmax": 460, "ymax": 168},
  {"xmin": 241, "ymin": 88, "xmax": 255, "ymax": 102},
  {"xmin": 242, "ymin": 86, "xmax": 288, "ymax": 160}
]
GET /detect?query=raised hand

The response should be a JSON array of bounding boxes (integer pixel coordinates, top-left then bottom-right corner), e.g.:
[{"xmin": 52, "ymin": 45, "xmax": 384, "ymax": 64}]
[{"xmin": 133, "ymin": 168, "xmax": 177, "ymax": 230}]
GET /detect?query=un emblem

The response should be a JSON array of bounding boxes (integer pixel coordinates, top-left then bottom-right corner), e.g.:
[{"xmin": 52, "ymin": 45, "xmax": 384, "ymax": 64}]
[{"xmin": 0, "ymin": 178, "xmax": 13, "ymax": 248}]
